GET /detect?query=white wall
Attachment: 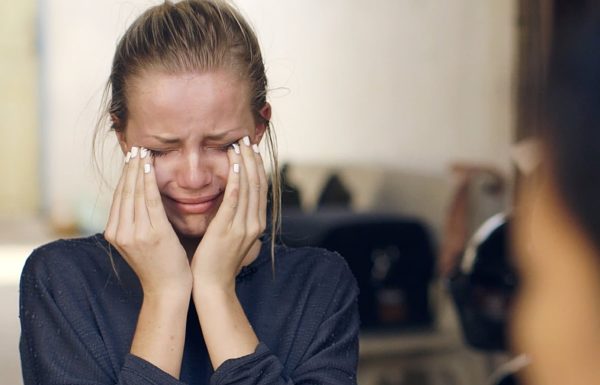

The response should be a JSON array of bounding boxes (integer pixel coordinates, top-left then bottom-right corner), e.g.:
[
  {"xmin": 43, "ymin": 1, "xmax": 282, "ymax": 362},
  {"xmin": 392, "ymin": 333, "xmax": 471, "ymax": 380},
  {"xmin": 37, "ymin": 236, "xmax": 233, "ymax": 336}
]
[
  {"xmin": 41, "ymin": 0, "xmax": 516, "ymax": 233},
  {"xmin": 246, "ymin": 1, "xmax": 515, "ymax": 171}
]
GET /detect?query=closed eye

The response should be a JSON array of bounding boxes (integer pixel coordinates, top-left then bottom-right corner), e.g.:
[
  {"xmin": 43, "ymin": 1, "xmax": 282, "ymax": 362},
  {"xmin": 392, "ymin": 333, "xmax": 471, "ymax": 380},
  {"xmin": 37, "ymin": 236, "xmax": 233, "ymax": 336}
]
[
  {"xmin": 148, "ymin": 149, "xmax": 170, "ymax": 158},
  {"xmin": 211, "ymin": 140, "xmax": 241, "ymax": 152}
]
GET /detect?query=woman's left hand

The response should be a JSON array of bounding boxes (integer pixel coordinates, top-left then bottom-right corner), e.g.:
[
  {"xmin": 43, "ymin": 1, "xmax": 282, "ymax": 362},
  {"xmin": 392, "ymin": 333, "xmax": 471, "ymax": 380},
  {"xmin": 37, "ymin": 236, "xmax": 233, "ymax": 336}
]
[{"xmin": 190, "ymin": 135, "xmax": 268, "ymax": 291}]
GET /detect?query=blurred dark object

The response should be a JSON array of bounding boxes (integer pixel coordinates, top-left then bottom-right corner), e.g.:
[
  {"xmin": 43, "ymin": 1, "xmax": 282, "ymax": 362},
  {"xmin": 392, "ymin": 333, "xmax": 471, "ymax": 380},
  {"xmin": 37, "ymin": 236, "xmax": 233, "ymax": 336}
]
[
  {"xmin": 281, "ymin": 211, "xmax": 435, "ymax": 331},
  {"xmin": 316, "ymin": 173, "xmax": 352, "ymax": 209},
  {"xmin": 497, "ymin": 375, "xmax": 518, "ymax": 385},
  {"xmin": 280, "ymin": 164, "xmax": 302, "ymax": 209},
  {"xmin": 516, "ymin": 0, "xmax": 553, "ymax": 141},
  {"xmin": 448, "ymin": 213, "xmax": 518, "ymax": 352},
  {"xmin": 516, "ymin": 0, "xmax": 589, "ymax": 141}
]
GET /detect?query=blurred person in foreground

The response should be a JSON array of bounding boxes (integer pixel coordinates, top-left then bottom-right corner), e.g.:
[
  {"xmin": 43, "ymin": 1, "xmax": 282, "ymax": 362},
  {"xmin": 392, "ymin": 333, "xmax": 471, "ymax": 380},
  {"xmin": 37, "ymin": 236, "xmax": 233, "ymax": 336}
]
[{"xmin": 512, "ymin": 7, "xmax": 600, "ymax": 385}]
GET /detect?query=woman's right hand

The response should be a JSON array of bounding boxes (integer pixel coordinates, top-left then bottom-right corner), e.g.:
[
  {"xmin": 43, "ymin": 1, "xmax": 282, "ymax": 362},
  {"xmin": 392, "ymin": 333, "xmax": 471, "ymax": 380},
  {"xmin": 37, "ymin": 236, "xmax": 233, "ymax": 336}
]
[{"xmin": 104, "ymin": 146, "xmax": 192, "ymax": 296}]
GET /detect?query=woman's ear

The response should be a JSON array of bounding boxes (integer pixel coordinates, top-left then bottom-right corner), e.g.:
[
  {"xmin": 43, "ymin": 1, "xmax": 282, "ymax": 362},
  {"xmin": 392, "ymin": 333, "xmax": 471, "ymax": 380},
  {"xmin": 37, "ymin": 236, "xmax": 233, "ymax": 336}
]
[
  {"xmin": 115, "ymin": 130, "xmax": 128, "ymax": 154},
  {"xmin": 253, "ymin": 103, "xmax": 272, "ymax": 144},
  {"xmin": 111, "ymin": 114, "xmax": 128, "ymax": 154}
]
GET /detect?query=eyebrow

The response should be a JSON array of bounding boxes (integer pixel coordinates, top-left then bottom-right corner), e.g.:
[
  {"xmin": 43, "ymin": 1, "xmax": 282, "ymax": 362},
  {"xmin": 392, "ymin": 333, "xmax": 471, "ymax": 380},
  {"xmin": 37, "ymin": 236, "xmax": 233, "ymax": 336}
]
[
  {"xmin": 149, "ymin": 135, "xmax": 181, "ymax": 144},
  {"xmin": 148, "ymin": 130, "xmax": 242, "ymax": 144}
]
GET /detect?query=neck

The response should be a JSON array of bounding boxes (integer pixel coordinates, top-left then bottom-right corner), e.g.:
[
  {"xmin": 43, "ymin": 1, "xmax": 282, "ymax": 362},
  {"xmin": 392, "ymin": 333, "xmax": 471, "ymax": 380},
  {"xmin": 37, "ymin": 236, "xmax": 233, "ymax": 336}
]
[
  {"xmin": 179, "ymin": 236, "xmax": 201, "ymax": 260},
  {"xmin": 178, "ymin": 235, "xmax": 263, "ymax": 270}
]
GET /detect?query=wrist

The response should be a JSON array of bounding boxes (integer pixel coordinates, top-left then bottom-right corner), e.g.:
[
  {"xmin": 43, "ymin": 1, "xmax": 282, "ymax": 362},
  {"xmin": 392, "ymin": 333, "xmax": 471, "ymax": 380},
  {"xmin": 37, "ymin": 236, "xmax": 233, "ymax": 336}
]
[
  {"xmin": 191, "ymin": 280, "xmax": 258, "ymax": 369},
  {"xmin": 192, "ymin": 281, "xmax": 236, "ymax": 303},
  {"xmin": 142, "ymin": 281, "xmax": 192, "ymax": 302},
  {"xmin": 192, "ymin": 272, "xmax": 236, "ymax": 293},
  {"xmin": 141, "ymin": 290, "xmax": 191, "ymax": 320}
]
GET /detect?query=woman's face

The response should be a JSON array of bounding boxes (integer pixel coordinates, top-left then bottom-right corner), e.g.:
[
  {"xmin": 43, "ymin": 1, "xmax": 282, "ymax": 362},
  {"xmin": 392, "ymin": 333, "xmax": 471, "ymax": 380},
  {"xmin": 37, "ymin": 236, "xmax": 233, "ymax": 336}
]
[{"xmin": 117, "ymin": 70, "xmax": 267, "ymax": 238}]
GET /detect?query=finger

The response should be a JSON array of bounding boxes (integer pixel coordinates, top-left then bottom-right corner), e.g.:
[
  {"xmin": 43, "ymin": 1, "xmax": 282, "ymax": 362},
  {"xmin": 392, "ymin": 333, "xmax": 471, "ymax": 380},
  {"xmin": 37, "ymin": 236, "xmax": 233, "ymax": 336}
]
[
  {"xmin": 118, "ymin": 146, "xmax": 140, "ymax": 230},
  {"xmin": 232, "ymin": 138, "xmax": 250, "ymax": 229},
  {"xmin": 134, "ymin": 148, "xmax": 151, "ymax": 230},
  {"xmin": 105, "ymin": 156, "xmax": 129, "ymax": 240},
  {"xmin": 254, "ymin": 147, "xmax": 268, "ymax": 233},
  {"xmin": 241, "ymin": 136, "xmax": 261, "ymax": 220},
  {"xmin": 210, "ymin": 147, "xmax": 241, "ymax": 228},
  {"xmin": 143, "ymin": 152, "xmax": 170, "ymax": 229}
]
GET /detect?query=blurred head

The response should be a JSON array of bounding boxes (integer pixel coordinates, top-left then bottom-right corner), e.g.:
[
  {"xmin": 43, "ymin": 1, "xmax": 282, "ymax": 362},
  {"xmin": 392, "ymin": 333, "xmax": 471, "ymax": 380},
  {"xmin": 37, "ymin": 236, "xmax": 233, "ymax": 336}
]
[
  {"xmin": 512, "ymin": 10, "xmax": 600, "ymax": 385},
  {"xmin": 95, "ymin": 0, "xmax": 280, "ymax": 240}
]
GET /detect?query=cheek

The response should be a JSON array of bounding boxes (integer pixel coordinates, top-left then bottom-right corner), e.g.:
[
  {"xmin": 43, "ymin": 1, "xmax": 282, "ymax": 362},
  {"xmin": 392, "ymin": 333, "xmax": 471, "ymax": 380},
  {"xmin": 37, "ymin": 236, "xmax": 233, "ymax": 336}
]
[
  {"xmin": 153, "ymin": 160, "xmax": 171, "ymax": 191},
  {"xmin": 215, "ymin": 154, "xmax": 230, "ymax": 172},
  {"xmin": 214, "ymin": 152, "xmax": 231, "ymax": 185}
]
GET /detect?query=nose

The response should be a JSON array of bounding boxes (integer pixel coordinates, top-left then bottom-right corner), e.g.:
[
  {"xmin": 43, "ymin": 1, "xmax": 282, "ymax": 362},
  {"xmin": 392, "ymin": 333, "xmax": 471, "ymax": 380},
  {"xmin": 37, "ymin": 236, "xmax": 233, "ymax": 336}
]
[{"xmin": 176, "ymin": 150, "xmax": 213, "ymax": 190}]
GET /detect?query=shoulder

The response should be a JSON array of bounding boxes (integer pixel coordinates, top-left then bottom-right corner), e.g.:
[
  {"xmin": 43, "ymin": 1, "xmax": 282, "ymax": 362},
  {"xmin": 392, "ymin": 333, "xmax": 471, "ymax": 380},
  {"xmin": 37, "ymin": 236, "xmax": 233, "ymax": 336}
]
[
  {"xmin": 274, "ymin": 245, "xmax": 347, "ymax": 270},
  {"xmin": 272, "ymin": 245, "xmax": 358, "ymax": 293},
  {"xmin": 21, "ymin": 234, "xmax": 116, "ymax": 285}
]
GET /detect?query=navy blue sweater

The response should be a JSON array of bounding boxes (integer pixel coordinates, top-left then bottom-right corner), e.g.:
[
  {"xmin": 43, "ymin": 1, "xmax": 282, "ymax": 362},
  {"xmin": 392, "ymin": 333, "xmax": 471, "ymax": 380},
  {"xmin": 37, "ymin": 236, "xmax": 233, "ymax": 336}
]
[{"xmin": 19, "ymin": 234, "xmax": 359, "ymax": 385}]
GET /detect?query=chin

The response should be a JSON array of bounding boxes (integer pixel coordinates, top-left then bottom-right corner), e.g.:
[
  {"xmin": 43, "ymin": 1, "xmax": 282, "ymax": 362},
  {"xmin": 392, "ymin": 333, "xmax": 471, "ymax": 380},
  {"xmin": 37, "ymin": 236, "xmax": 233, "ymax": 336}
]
[
  {"xmin": 169, "ymin": 214, "xmax": 214, "ymax": 239},
  {"xmin": 173, "ymin": 220, "xmax": 209, "ymax": 239}
]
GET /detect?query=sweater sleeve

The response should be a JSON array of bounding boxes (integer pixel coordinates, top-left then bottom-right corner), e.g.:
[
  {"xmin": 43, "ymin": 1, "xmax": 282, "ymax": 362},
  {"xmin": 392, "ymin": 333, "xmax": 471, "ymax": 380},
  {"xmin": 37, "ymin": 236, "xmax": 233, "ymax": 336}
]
[
  {"xmin": 209, "ymin": 259, "xmax": 360, "ymax": 385},
  {"xmin": 19, "ymin": 246, "xmax": 188, "ymax": 385}
]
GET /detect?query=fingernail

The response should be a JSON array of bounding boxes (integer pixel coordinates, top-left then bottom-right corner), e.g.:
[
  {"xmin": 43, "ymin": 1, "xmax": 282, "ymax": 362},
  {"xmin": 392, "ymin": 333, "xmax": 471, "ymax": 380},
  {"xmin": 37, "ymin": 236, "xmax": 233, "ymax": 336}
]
[
  {"xmin": 144, "ymin": 164, "xmax": 151, "ymax": 174},
  {"xmin": 232, "ymin": 143, "xmax": 241, "ymax": 154},
  {"xmin": 140, "ymin": 148, "xmax": 148, "ymax": 159},
  {"xmin": 243, "ymin": 136, "xmax": 251, "ymax": 146},
  {"xmin": 130, "ymin": 146, "xmax": 139, "ymax": 158},
  {"xmin": 233, "ymin": 163, "xmax": 240, "ymax": 173},
  {"xmin": 125, "ymin": 152, "xmax": 131, "ymax": 163},
  {"xmin": 252, "ymin": 144, "xmax": 260, "ymax": 154}
]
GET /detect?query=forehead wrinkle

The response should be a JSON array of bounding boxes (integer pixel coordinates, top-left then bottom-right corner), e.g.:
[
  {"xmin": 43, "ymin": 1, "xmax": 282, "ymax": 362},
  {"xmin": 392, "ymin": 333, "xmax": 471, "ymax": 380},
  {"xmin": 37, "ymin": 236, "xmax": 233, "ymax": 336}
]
[
  {"xmin": 129, "ymin": 70, "xmax": 249, "ymax": 111},
  {"xmin": 125, "ymin": 70, "xmax": 254, "ymax": 140}
]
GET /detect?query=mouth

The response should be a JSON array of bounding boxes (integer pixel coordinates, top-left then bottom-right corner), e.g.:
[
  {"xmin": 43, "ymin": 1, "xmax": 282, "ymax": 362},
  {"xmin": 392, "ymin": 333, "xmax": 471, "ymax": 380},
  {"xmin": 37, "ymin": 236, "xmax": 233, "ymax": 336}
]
[{"xmin": 165, "ymin": 192, "xmax": 222, "ymax": 215}]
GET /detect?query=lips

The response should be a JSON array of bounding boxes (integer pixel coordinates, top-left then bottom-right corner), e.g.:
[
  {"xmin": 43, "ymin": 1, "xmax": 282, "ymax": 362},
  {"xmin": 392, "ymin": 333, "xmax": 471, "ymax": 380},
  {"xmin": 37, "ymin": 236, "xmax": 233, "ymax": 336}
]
[{"xmin": 165, "ymin": 192, "xmax": 222, "ymax": 214}]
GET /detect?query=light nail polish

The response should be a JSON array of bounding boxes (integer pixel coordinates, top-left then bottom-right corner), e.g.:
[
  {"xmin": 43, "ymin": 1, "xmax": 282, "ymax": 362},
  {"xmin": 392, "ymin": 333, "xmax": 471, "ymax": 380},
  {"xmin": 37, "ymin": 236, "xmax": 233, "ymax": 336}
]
[
  {"xmin": 233, "ymin": 163, "xmax": 240, "ymax": 173},
  {"xmin": 144, "ymin": 164, "xmax": 151, "ymax": 174},
  {"xmin": 125, "ymin": 152, "xmax": 131, "ymax": 163},
  {"xmin": 252, "ymin": 144, "xmax": 260, "ymax": 154},
  {"xmin": 130, "ymin": 146, "xmax": 139, "ymax": 158},
  {"xmin": 232, "ymin": 143, "xmax": 241, "ymax": 154},
  {"xmin": 140, "ymin": 148, "xmax": 148, "ymax": 159},
  {"xmin": 243, "ymin": 136, "xmax": 251, "ymax": 146}
]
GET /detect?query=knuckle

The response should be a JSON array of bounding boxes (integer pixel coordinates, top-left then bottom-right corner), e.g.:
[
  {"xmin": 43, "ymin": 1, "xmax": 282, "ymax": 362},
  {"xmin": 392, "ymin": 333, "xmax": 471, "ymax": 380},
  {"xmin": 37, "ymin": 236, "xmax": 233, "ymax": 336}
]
[
  {"xmin": 247, "ymin": 226, "xmax": 260, "ymax": 238},
  {"xmin": 115, "ymin": 235, "xmax": 130, "ymax": 249},
  {"xmin": 247, "ymin": 222, "xmax": 260, "ymax": 234},
  {"xmin": 104, "ymin": 231, "xmax": 115, "ymax": 244},
  {"xmin": 133, "ymin": 233, "xmax": 155, "ymax": 248}
]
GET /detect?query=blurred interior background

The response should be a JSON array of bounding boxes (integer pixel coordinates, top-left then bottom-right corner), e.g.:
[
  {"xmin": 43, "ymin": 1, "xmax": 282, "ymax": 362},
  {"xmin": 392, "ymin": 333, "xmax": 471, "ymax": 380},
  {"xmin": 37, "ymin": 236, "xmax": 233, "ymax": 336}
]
[{"xmin": 0, "ymin": 0, "xmax": 562, "ymax": 384}]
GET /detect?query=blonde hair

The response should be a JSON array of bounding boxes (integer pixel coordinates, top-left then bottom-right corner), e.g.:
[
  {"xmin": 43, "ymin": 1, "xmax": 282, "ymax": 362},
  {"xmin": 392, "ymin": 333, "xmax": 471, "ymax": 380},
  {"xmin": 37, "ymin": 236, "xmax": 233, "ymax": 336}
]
[{"xmin": 94, "ymin": 0, "xmax": 281, "ymax": 265}]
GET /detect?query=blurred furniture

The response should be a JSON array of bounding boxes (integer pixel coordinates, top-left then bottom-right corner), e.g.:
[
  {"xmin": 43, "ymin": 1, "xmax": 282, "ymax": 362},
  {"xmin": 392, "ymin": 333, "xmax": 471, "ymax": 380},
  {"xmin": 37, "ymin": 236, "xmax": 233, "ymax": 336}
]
[
  {"xmin": 280, "ymin": 210, "xmax": 436, "ymax": 331},
  {"xmin": 359, "ymin": 329, "xmax": 488, "ymax": 385},
  {"xmin": 280, "ymin": 210, "xmax": 490, "ymax": 384}
]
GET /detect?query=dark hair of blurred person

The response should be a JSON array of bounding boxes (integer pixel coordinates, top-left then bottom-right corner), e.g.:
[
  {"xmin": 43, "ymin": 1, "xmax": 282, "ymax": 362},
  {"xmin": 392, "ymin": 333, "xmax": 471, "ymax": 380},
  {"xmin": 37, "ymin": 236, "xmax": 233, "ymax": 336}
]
[{"xmin": 512, "ymin": 6, "xmax": 600, "ymax": 385}]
